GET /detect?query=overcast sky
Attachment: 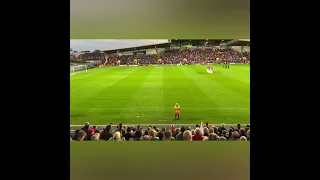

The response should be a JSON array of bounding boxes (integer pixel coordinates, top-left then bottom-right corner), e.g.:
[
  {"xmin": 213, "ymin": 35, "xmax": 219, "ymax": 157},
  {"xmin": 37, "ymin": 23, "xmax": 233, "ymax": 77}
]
[{"xmin": 70, "ymin": 39, "xmax": 169, "ymax": 51}]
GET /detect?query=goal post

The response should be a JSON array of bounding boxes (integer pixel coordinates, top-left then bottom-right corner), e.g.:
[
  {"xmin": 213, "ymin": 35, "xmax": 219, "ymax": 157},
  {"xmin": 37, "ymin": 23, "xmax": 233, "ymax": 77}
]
[{"xmin": 70, "ymin": 65, "xmax": 88, "ymax": 75}]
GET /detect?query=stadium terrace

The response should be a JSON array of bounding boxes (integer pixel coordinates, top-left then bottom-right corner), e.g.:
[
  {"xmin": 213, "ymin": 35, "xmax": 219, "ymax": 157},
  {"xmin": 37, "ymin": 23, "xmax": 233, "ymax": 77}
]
[{"xmin": 70, "ymin": 122, "xmax": 250, "ymax": 141}]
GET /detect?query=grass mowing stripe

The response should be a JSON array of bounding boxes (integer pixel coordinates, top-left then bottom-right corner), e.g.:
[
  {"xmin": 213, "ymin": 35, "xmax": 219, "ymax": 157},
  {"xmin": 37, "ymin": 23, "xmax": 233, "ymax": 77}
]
[
  {"xmin": 70, "ymin": 67, "xmax": 133, "ymax": 87},
  {"xmin": 182, "ymin": 66, "xmax": 249, "ymax": 123},
  {"xmin": 219, "ymin": 65, "xmax": 250, "ymax": 84},
  {"xmin": 83, "ymin": 67, "xmax": 153, "ymax": 124},
  {"xmin": 70, "ymin": 67, "xmax": 143, "ymax": 124},
  {"xmin": 70, "ymin": 67, "xmax": 127, "ymax": 94},
  {"xmin": 179, "ymin": 66, "xmax": 231, "ymax": 122},
  {"xmin": 163, "ymin": 66, "xmax": 192, "ymax": 122},
  {"xmin": 197, "ymin": 66, "xmax": 250, "ymax": 99},
  {"xmin": 121, "ymin": 66, "xmax": 165, "ymax": 123},
  {"xmin": 70, "ymin": 65, "xmax": 250, "ymax": 125},
  {"xmin": 190, "ymin": 66, "xmax": 249, "ymax": 105},
  {"xmin": 70, "ymin": 67, "xmax": 140, "ymax": 108},
  {"xmin": 70, "ymin": 67, "xmax": 120, "ymax": 82}
]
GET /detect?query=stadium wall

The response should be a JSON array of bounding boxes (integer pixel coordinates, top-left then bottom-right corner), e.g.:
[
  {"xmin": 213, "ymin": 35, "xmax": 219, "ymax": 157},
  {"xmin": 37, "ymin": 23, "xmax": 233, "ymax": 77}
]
[
  {"xmin": 231, "ymin": 46, "xmax": 242, "ymax": 52},
  {"xmin": 157, "ymin": 48, "xmax": 166, "ymax": 53},
  {"xmin": 242, "ymin": 46, "xmax": 250, "ymax": 52},
  {"xmin": 146, "ymin": 49, "xmax": 157, "ymax": 55},
  {"xmin": 214, "ymin": 46, "xmax": 225, "ymax": 49},
  {"xmin": 121, "ymin": 51, "xmax": 134, "ymax": 55},
  {"xmin": 229, "ymin": 46, "xmax": 250, "ymax": 53}
]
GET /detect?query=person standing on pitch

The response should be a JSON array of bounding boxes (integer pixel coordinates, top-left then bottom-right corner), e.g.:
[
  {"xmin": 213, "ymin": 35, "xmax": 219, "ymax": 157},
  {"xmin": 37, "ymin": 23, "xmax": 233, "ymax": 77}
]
[{"xmin": 174, "ymin": 103, "xmax": 181, "ymax": 120}]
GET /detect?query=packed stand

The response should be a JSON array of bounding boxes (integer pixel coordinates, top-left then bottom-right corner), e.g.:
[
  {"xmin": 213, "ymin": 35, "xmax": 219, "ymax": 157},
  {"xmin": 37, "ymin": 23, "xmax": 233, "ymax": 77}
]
[
  {"xmin": 160, "ymin": 48, "xmax": 249, "ymax": 64},
  {"xmin": 104, "ymin": 48, "xmax": 248, "ymax": 66},
  {"xmin": 104, "ymin": 56, "xmax": 117, "ymax": 66},
  {"xmin": 70, "ymin": 122, "xmax": 250, "ymax": 141}
]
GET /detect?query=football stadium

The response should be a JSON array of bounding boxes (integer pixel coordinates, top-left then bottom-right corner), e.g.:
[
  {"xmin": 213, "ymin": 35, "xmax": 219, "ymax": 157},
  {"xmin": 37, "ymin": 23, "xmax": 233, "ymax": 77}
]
[{"xmin": 70, "ymin": 39, "xmax": 250, "ymax": 141}]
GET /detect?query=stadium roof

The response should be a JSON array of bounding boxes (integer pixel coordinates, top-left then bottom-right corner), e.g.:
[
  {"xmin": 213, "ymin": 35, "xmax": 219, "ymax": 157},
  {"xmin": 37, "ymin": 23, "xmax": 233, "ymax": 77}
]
[
  {"xmin": 103, "ymin": 39, "xmax": 250, "ymax": 54},
  {"xmin": 224, "ymin": 39, "xmax": 250, "ymax": 46},
  {"xmin": 103, "ymin": 43, "xmax": 170, "ymax": 54},
  {"xmin": 170, "ymin": 39, "xmax": 233, "ymax": 45}
]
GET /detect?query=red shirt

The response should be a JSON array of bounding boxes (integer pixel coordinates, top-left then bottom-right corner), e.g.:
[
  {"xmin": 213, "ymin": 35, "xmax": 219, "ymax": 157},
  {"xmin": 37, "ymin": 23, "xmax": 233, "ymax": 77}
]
[
  {"xmin": 88, "ymin": 128, "xmax": 95, "ymax": 135},
  {"xmin": 192, "ymin": 134, "xmax": 204, "ymax": 141}
]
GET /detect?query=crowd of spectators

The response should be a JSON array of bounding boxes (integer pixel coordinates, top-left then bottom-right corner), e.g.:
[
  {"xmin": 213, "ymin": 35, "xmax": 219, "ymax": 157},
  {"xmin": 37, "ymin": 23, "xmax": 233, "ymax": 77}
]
[
  {"xmin": 105, "ymin": 48, "xmax": 250, "ymax": 66},
  {"xmin": 70, "ymin": 122, "xmax": 250, "ymax": 141}
]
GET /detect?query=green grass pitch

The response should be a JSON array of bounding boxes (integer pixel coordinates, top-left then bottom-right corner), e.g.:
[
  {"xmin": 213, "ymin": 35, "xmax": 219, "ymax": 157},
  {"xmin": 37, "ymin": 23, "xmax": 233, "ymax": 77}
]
[{"xmin": 70, "ymin": 64, "xmax": 250, "ymax": 125}]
